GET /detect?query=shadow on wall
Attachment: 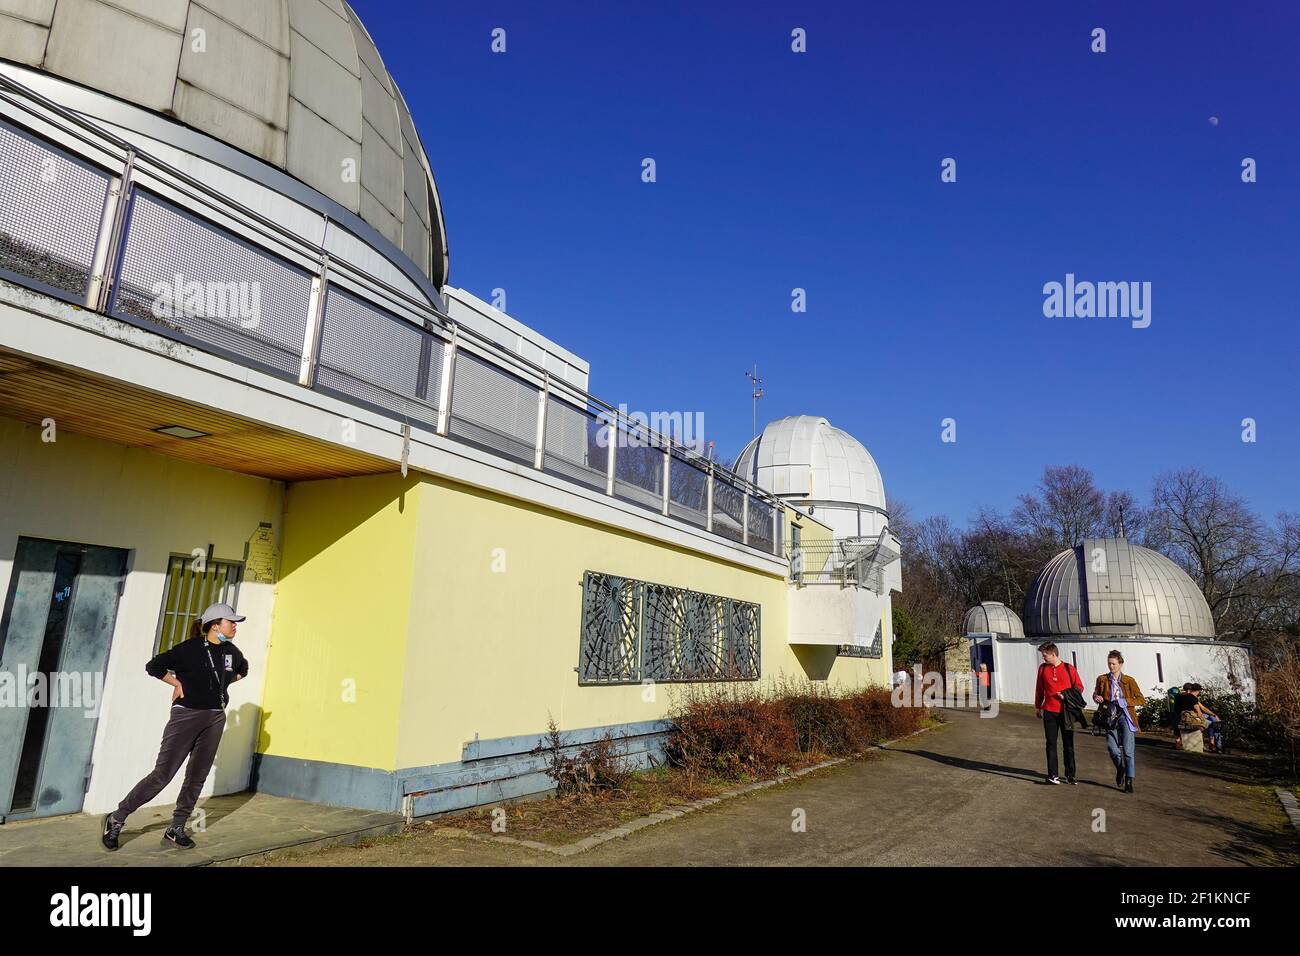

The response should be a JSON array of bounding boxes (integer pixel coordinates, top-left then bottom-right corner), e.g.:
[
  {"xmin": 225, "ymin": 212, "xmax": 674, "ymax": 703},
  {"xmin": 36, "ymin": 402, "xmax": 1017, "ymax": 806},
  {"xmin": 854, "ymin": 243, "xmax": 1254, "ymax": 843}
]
[
  {"xmin": 277, "ymin": 472, "xmax": 420, "ymax": 579},
  {"xmin": 793, "ymin": 644, "xmax": 837, "ymax": 681}
]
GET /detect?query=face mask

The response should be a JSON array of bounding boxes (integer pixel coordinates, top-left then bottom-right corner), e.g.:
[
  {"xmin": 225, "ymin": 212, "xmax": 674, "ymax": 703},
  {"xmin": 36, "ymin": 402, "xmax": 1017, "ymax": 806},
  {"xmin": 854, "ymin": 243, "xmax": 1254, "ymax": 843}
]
[{"xmin": 216, "ymin": 633, "xmax": 232, "ymax": 643}]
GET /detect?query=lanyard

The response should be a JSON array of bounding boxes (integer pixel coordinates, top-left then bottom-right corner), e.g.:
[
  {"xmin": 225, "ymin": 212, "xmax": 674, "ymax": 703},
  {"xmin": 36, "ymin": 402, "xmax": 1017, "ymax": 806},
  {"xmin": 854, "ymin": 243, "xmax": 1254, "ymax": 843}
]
[{"xmin": 202, "ymin": 640, "xmax": 227, "ymax": 707}]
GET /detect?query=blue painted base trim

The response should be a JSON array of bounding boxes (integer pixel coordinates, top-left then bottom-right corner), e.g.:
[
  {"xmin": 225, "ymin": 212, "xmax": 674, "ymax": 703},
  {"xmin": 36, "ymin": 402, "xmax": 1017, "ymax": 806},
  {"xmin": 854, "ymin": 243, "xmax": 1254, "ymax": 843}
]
[{"xmin": 251, "ymin": 719, "xmax": 674, "ymax": 816}]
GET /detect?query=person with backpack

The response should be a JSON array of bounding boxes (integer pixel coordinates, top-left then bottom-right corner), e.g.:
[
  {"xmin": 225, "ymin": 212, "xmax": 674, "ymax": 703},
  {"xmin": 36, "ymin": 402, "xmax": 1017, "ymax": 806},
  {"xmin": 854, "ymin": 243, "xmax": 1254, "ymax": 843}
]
[
  {"xmin": 1034, "ymin": 643, "xmax": 1084, "ymax": 785},
  {"xmin": 100, "ymin": 603, "xmax": 248, "ymax": 852},
  {"xmin": 1092, "ymin": 649, "xmax": 1145, "ymax": 793}
]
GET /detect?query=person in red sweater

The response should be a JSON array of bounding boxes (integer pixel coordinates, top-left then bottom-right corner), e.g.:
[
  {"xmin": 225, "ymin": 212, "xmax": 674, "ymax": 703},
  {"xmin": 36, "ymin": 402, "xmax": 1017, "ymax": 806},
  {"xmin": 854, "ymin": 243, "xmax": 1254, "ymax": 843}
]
[{"xmin": 1034, "ymin": 643, "xmax": 1084, "ymax": 785}]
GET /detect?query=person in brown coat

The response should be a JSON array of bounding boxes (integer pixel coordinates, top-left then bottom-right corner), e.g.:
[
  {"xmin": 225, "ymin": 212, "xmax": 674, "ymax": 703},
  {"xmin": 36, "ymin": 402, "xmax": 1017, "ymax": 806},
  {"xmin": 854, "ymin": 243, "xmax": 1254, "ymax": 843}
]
[{"xmin": 1093, "ymin": 650, "xmax": 1145, "ymax": 792}]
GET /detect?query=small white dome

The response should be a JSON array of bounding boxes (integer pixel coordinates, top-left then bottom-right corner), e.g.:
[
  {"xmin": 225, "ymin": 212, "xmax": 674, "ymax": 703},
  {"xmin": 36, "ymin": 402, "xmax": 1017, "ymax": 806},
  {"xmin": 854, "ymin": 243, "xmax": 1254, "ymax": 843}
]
[
  {"xmin": 735, "ymin": 415, "xmax": 885, "ymax": 511},
  {"xmin": 964, "ymin": 602, "xmax": 1025, "ymax": 637}
]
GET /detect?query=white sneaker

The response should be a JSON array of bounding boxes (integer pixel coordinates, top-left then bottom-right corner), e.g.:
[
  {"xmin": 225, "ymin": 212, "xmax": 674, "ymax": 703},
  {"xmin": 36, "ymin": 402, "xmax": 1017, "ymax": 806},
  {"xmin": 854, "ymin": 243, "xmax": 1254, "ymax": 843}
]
[{"xmin": 1046, "ymin": 775, "xmax": 1062, "ymax": 785}]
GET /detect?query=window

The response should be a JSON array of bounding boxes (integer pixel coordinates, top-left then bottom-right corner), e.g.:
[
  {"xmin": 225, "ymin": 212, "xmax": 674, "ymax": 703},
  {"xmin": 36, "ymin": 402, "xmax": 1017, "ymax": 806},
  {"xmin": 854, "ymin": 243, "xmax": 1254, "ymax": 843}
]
[
  {"xmin": 154, "ymin": 554, "xmax": 243, "ymax": 653},
  {"xmin": 579, "ymin": 571, "xmax": 760, "ymax": 684}
]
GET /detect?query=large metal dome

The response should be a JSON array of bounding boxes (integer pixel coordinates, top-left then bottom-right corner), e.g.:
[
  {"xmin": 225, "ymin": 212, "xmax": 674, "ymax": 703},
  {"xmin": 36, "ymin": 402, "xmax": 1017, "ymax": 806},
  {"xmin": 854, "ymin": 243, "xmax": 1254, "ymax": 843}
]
[
  {"xmin": 735, "ymin": 415, "xmax": 886, "ymax": 511},
  {"xmin": 0, "ymin": 0, "xmax": 447, "ymax": 285},
  {"xmin": 1023, "ymin": 539, "xmax": 1215, "ymax": 639},
  {"xmin": 964, "ymin": 601, "xmax": 1025, "ymax": 638}
]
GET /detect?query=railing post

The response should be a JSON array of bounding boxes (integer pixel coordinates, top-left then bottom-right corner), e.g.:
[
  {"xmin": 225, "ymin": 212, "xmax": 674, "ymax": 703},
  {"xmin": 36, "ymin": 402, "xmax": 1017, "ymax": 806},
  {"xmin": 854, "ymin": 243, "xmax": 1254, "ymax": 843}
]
[
  {"xmin": 436, "ymin": 324, "xmax": 458, "ymax": 436},
  {"xmin": 661, "ymin": 445, "xmax": 670, "ymax": 516},
  {"xmin": 773, "ymin": 503, "xmax": 782, "ymax": 556},
  {"xmin": 534, "ymin": 374, "xmax": 550, "ymax": 470},
  {"xmin": 742, "ymin": 491, "xmax": 749, "ymax": 545},
  {"xmin": 85, "ymin": 148, "xmax": 135, "ymax": 312},
  {"xmin": 706, "ymin": 463, "xmax": 714, "ymax": 532},
  {"xmin": 298, "ymin": 255, "xmax": 329, "ymax": 387},
  {"xmin": 605, "ymin": 408, "xmax": 618, "ymax": 496}
]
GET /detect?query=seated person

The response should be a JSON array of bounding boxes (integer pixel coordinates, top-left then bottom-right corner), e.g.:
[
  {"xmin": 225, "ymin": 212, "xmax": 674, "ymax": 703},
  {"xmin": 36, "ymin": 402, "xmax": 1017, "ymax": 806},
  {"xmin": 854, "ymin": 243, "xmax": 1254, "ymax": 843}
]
[
  {"xmin": 1172, "ymin": 683, "xmax": 1198, "ymax": 747},
  {"xmin": 1189, "ymin": 684, "xmax": 1224, "ymax": 753}
]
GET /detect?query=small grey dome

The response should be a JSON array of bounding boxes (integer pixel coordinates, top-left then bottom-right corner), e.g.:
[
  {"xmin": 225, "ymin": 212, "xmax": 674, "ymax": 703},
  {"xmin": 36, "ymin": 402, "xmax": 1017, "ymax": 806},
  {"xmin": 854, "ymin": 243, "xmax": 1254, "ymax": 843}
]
[
  {"xmin": 735, "ymin": 415, "xmax": 885, "ymax": 510},
  {"xmin": 964, "ymin": 602, "xmax": 1025, "ymax": 638},
  {"xmin": 1023, "ymin": 539, "xmax": 1215, "ymax": 639},
  {"xmin": 0, "ymin": 0, "xmax": 447, "ymax": 285}
]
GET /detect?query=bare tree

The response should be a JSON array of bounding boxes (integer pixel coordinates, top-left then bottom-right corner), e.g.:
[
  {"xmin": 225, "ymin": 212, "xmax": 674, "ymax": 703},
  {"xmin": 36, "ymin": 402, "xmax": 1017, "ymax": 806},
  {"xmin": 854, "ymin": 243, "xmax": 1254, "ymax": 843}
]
[{"xmin": 1011, "ymin": 465, "xmax": 1107, "ymax": 548}]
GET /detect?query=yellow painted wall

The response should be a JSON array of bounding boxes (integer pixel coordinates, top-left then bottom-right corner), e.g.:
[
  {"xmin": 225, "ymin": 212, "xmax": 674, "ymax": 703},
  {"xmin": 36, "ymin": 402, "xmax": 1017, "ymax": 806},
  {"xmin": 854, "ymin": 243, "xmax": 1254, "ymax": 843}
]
[
  {"xmin": 257, "ymin": 473, "xmax": 420, "ymax": 771},
  {"xmin": 258, "ymin": 471, "xmax": 890, "ymax": 774},
  {"xmin": 396, "ymin": 477, "xmax": 886, "ymax": 770}
]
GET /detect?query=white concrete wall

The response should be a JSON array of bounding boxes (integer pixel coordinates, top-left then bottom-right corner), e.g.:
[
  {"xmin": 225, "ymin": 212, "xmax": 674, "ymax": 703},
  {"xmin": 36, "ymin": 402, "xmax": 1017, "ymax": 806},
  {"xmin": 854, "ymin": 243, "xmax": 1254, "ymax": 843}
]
[
  {"xmin": 0, "ymin": 419, "xmax": 281, "ymax": 816},
  {"xmin": 789, "ymin": 584, "xmax": 889, "ymax": 648},
  {"xmin": 988, "ymin": 637, "xmax": 1256, "ymax": 706}
]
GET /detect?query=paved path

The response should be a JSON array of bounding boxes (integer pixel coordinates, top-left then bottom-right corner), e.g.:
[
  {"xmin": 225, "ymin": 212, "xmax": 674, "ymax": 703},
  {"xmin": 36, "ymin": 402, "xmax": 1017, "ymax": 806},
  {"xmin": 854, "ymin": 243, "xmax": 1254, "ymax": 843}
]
[
  {"xmin": 0, "ymin": 793, "xmax": 402, "ymax": 867},
  {"xmin": 273, "ymin": 706, "xmax": 1300, "ymax": 867}
]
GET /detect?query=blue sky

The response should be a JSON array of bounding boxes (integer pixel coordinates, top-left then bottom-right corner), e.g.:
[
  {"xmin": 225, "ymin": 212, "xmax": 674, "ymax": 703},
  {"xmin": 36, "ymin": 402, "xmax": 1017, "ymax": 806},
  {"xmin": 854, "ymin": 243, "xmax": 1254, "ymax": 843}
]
[{"xmin": 354, "ymin": 0, "xmax": 1299, "ymax": 525}]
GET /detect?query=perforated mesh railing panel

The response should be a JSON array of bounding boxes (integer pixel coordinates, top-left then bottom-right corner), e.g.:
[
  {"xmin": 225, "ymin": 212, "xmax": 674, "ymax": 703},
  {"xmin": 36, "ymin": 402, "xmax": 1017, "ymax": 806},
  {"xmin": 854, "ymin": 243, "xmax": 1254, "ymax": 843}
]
[
  {"xmin": 747, "ymin": 496, "xmax": 775, "ymax": 553},
  {"xmin": 112, "ymin": 190, "xmax": 313, "ymax": 380},
  {"xmin": 613, "ymin": 426, "xmax": 665, "ymax": 513},
  {"xmin": 316, "ymin": 286, "xmax": 441, "ymax": 430},
  {"xmin": 448, "ymin": 350, "xmax": 539, "ymax": 464},
  {"xmin": 544, "ymin": 397, "xmax": 609, "ymax": 491},
  {"xmin": 712, "ymin": 476, "xmax": 746, "ymax": 544},
  {"xmin": 0, "ymin": 119, "xmax": 111, "ymax": 300},
  {"xmin": 668, "ymin": 452, "xmax": 709, "ymax": 529}
]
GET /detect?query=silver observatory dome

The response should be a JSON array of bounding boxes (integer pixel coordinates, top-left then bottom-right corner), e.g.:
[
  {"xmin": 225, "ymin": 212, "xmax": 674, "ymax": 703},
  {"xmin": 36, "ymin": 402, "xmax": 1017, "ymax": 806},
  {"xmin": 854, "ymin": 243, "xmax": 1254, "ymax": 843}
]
[{"xmin": 0, "ymin": 0, "xmax": 447, "ymax": 285}]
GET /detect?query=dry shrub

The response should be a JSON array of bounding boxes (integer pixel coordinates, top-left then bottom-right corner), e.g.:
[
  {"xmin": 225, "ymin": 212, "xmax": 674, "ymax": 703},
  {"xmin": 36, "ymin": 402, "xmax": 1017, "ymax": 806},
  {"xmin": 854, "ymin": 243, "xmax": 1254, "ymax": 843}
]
[
  {"xmin": 534, "ymin": 716, "xmax": 632, "ymax": 798},
  {"xmin": 664, "ymin": 685, "xmax": 797, "ymax": 782},
  {"xmin": 666, "ymin": 681, "xmax": 930, "ymax": 783}
]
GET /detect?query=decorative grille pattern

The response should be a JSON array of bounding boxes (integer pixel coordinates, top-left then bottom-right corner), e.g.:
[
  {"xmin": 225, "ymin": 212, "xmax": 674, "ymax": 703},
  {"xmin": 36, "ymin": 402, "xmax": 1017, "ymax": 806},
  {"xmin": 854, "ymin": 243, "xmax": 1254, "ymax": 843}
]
[{"xmin": 579, "ymin": 570, "xmax": 760, "ymax": 684}]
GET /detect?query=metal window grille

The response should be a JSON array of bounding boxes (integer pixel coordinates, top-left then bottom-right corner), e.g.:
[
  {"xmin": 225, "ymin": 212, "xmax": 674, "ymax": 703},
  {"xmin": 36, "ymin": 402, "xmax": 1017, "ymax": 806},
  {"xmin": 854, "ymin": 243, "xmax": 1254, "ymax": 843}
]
[
  {"xmin": 578, "ymin": 570, "xmax": 760, "ymax": 684},
  {"xmin": 0, "ymin": 118, "xmax": 111, "ymax": 301},
  {"xmin": 154, "ymin": 554, "xmax": 243, "ymax": 654},
  {"xmin": 316, "ymin": 285, "xmax": 442, "ymax": 431},
  {"xmin": 111, "ymin": 189, "xmax": 313, "ymax": 381}
]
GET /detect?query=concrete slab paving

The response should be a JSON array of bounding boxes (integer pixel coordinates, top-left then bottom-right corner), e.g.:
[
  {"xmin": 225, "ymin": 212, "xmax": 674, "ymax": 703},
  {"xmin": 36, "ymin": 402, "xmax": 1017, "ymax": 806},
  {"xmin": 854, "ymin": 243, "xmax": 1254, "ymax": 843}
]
[{"xmin": 0, "ymin": 792, "xmax": 403, "ymax": 867}]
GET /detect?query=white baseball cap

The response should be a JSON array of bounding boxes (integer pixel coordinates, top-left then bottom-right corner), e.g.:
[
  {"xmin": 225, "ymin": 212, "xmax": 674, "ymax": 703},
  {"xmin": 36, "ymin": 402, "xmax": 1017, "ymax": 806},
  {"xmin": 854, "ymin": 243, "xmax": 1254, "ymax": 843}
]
[{"xmin": 200, "ymin": 602, "xmax": 246, "ymax": 628}]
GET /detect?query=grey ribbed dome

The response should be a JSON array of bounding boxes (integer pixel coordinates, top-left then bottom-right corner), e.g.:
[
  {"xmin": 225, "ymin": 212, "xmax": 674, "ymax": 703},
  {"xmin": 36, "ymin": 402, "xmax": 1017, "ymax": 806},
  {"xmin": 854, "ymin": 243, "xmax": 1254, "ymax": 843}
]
[
  {"xmin": 1023, "ymin": 540, "xmax": 1215, "ymax": 639},
  {"xmin": 0, "ymin": 0, "xmax": 447, "ymax": 285},
  {"xmin": 964, "ymin": 602, "xmax": 1025, "ymax": 638}
]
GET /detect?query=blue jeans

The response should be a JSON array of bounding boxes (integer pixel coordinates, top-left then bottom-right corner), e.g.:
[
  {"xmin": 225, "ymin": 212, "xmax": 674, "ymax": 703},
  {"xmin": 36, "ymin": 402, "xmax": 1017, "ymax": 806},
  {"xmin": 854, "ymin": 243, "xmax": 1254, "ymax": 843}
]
[
  {"xmin": 1205, "ymin": 716, "xmax": 1223, "ymax": 749},
  {"xmin": 1107, "ymin": 719, "xmax": 1136, "ymax": 778}
]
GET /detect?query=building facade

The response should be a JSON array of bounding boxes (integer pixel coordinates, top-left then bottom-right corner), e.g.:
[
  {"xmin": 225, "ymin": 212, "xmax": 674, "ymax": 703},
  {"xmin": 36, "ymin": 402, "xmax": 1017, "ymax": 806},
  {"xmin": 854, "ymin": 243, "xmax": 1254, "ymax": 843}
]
[
  {"xmin": 961, "ymin": 539, "xmax": 1255, "ymax": 708},
  {"xmin": 0, "ymin": 2, "xmax": 898, "ymax": 821}
]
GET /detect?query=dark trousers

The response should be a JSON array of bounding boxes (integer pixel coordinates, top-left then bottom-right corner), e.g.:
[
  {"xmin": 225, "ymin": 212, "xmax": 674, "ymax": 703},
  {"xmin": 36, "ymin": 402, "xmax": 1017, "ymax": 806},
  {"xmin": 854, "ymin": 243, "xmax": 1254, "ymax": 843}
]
[
  {"xmin": 114, "ymin": 705, "xmax": 226, "ymax": 829},
  {"xmin": 1043, "ymin": 709, "xmax": 1075, "ymax": 779}
]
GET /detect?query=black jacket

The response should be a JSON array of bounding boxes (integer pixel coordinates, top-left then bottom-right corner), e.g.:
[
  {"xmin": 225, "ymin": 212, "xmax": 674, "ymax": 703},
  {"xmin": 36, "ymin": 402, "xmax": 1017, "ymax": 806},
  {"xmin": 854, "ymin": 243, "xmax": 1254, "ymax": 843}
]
[
  {"xmin": 146, "ymin": 636, "xmax": 248, "ymax": 710},
  {"xmin": 1058, "ymin": 686, "xmax": 1090, "ymax": 729}
]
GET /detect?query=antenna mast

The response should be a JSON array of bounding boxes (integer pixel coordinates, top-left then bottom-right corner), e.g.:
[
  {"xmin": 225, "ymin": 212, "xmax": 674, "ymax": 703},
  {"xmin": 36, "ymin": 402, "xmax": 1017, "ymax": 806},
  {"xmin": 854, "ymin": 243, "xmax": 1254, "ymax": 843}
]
[{"xmin": 745, "ymin": 364, "xmax": 765, "ymax": 438}]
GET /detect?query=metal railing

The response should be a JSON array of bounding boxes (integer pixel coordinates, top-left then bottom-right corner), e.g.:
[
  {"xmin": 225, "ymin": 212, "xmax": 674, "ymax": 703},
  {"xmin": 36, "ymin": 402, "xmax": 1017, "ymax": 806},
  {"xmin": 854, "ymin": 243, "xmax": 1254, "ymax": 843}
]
[
  {"xmin": 787, "ymin": 532, "xmax": 899, "ymax": 589},
  {"xmin": 0, "ymin": 71, "xmax": 786, "ymax": 557}
]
